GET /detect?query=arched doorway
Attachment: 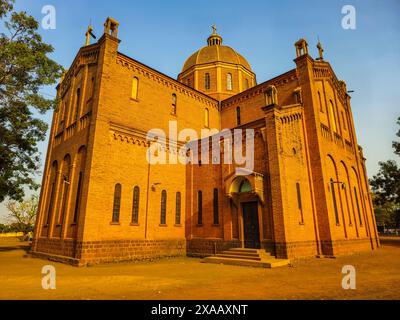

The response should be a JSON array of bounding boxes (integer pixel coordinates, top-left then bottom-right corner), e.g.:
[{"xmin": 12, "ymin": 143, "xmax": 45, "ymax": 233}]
[{"xmin": 229, "ymin": 176, "xmax": 261, "ymax": 249}]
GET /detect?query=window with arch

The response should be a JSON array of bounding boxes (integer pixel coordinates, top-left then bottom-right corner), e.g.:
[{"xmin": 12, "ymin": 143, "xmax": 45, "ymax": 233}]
[
  {"xmin": 341, "ymin": 111, "xmax": 347, "ymax": 130},
  {"xmin": 205, "ymin": 73, "xmax": 210, "ymax": 90},
  {"xmin": 171, "ymin": 93, "xmax": 177, "ymax": 115},
  {"xmin": 227, "ymin": 73, "xmax": 233, "ymax": 91},
  {"xmin": 90, "ymin": 77, "xmax": 95, "ymax": 98},
  {"xmin": 204, "ymin": 108, "xmax": 209, "ymax": 127},
  {"xmin": 296, "ymin": 183, "xmax": 304, "ymax": 224},
  {"xmin": 318, "ymin": 91, "xmax": 324, "ymax": 113},
  {"xmin": 46, "ymin": 161, "xmax": 58, "ymax": 225},
  {"xmin": 132, "ymin": 186, "xmax": 140, "ymax": 224},
  {"xmin": 175, "ymin": 192, "xmax": 181, "ymax": 225},
  {"xmin": 112, "ymin": 184, "xmax": 121, "ymax": 223},
  {"xmin": 265, "ymin": 85, "xmax": 278, "ymax": 105},
  {"xmin": 330, "ymin": 179, "xmax": 340, "ymax": 225},
  {"xmin": 131, "ymin": 77, "xmax": 139, "ymax": 100},
  {"xmin": 160, "ymin": 190, "xmax": 167, "ymax": 225},
  {"xmin": 59, "ymin": 155, "xmax": 71, "ymax": 225},
  {"xmin": 239, "ymin": 179, "xmax": 252, "ymax": 193},
  {"xmin": 73, "ymin": 172, "xmax": 83, "ymax": 223},
  {"xmin": 236, "ymin": 106, "xmax": 241, "ymax": 126},
  {"xmin": 73, "ymin": 146, "xmax": 86, "ymax": 224},
  {"xmin": 329, "ymin": 100, "xmax": 337, "ymax": 132},
  {"xmin": 197, "ymin": 190, "xmax": 203, "ymax": 225},
  {"xmin": 213, "ymin": 188, "xmax": 219, "ymax": 225},
  {"xmin": 353, "ymin": 186, "xmax": 363, "ymax": 226},
  {"xmin": 74, "ymin": 88, "xmax": 81, "ymax": 121}
]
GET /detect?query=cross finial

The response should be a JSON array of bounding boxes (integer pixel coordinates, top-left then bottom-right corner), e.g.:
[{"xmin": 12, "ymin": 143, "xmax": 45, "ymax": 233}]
[
  {"xmin": 85, "ymin": 23, "xmax": 97, "ymax": 46},
  {"xmin": 316, "ymin": 36, "xmax": 324, "ymax": 60},
  {"xmin": 212, "ymin": 24, "xmax": 217, "ymax": 34}
]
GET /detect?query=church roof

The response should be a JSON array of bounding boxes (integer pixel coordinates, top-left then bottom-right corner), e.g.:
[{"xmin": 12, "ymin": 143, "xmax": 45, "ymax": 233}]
[{"xmin": 181, "ymin": 26, "xmax": 253, "ymax": 74}]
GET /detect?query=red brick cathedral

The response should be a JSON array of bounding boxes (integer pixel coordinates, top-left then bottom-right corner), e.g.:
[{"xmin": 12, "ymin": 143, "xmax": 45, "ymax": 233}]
[{"xmin": 32, "ymin": 18, "xmax": 379, "ymax": 266}]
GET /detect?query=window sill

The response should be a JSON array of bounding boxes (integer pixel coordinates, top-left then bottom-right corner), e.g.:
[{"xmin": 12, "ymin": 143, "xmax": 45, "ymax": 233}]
[
  {"xmin": 130, "ymin": 223, "xmax": 139, "ymax": 226},
  {"xmin": 110, "ymin": 222, "xmax": 120, "ymax": 225},
  {"xmin": 159, "ymin": 224, "xmax": 167, "ymax": 227},
  {"xmin": 299, "ymin": 222, "xmax": 305, "ymax": 225},
  {"xmin": 170, "ymin": 113, "xmax": 177, "ymax": 117},
  {"xmin": 336, "ymin": 223, "xmax": 341, "ymax": 227},
  {"xmin": 212, "ymin": 224, "xmax": 220, "ymax": 227},
  {"xmin": 130, "ymin": 98, "xmax": 139, "ymax": 102},
  {"xmin": 174, "ymin": 224, "xmax": 182, "ymax": 227},
  {"xmin": 70, "ymin": 223, "xmax": 77, "ymax": 226},
  {"xmin": 197, "ymin": 224, "xmax": 203, "ymax": 227}
]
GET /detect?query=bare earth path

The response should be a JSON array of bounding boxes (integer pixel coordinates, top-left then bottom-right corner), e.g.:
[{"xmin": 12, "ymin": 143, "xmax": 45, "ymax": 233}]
[{"xmin": 0, "ymin": 239, "xmax": 399, "ymax": 300}]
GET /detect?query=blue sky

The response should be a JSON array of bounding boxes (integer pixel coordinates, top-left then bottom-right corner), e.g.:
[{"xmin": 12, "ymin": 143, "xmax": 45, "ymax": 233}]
[{"xmin": 1, "ymin": 0, "xmax": 399, "ymax": 220}]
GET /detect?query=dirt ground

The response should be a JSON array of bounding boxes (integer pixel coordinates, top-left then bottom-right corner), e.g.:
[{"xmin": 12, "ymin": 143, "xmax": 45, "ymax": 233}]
[{"xmin": 0, "ymin": 238, "xmax": 399, "ymax": 300}]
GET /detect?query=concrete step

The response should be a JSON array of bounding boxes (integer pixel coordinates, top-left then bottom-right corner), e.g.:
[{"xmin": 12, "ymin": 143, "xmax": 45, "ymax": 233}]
[
  {"xmin": 228, "ymin": 248, "xmax": 259, "ymax": 253},
  {"xmin": 215, "ymin": 253, "xmax": 261, "ymax": 261},
  {"xmin": 224, "ymin": 248, "xmax": 273, "ymax": 258},
  {"xmin": 202, "ymin": 256, "xmax": 290, "ymax": 268},
  {"xmin": 221, "ymin": 250, "xmax": 260, "ymax": 257}
]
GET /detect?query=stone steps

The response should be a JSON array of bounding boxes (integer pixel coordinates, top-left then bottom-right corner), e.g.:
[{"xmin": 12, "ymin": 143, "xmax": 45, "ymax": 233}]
[{"xmin": 202, "ymin": 248, "xmax": 290, "ymax": 268}]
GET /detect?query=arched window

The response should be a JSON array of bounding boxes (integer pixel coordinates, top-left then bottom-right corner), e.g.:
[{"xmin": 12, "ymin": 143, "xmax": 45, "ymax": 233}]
[
  {"xmin": 74, "ymin": 88, "xmax": 81, "ymax": 121},
  {"xmin": 239, "ymin": 179, "xmax": 252, "ymax": 193},
  {"xmin": 204, "ymin": 108, "xmax": 209, "ymax": 127},
  {"xmin": 73, "ymin": 172, "xmax": 83, "ymax": 223},
  {"xmin": 296, "ymin": 183, "xmax": 304, "ymax": 224},
  {"xmin": 132, "ymin": 186, "xmax": 140, "ymax": 224},
  {"xmin": 175, "ymin": 192, "xmax": 181, "ymax": 225},
  {"xmin": 353, "ymin": 186, "xmax": 363, "ymax": 226},
  {"xmin": 90, "ymin": 77, "xmax": 95, "ymax": 98},
  {"xmin": 46, "ymin": 161, "xmax": 58, "ymax": 225},
  {"xmin": 329, "ymin": 100, "xmax": 337, "ymax": 132},
  {"xmin": 265, "ymin": 85, "xmax": 278, "ymax": 105},
  {"xmin": 197, "ymin": 191, "xmax": 203, "ymax": 225},
  {"xmin": 171, "ymin": 93, "xmax": 177, "ymax": 115},
  {"xmin": 160, "ymin": 190, "xmax": 167, "ymax": 225},
  {"xmin": 59, "ymin": 155, "xmax": 71, "ymax": 225},
  {"xmin": 330, "ymin": 179, "xmax": 340, "ymax": 225},
  {"xmin": 112, "ymin": 184, "xmax": 121, "ymax": 223},
  {"xmin": 318, "ymin": 91, "xmax": 324, "ymax": 113},
  {"xmin": 341, "ymin": 111, "xmax": 347, "ymax": 130},
  {"xmin": 205, "ymin": 73, "xmax": 210, "ymax": 90},
  {"xmin": 213, "ymin": 188, "xmax": 219, "ymax": 225},
  {"xmin": 131, "ymin": 77, "xmax": 139, "ymax": 100},
  {"xmin": 236, "ymin": 106, "xmax": 241, "ymax": 126},
  {"xmin": 227, "ymin": 73, "xmax": 233, "ymax": 91},
  {"xmin": 73, "ymin": 146, "xmax": 86, "ymax": 224}
]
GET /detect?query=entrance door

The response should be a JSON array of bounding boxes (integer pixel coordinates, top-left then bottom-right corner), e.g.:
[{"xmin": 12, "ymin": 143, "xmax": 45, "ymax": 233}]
[{"xmin": 242, "ymin": 202, "xmax": 260, "ymax": 249}]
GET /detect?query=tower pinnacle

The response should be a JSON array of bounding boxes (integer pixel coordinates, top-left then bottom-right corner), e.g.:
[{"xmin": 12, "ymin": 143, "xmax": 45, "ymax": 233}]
[{"xmin": 207, "ymin": 24, "xmax": 222, "ymax": 46}]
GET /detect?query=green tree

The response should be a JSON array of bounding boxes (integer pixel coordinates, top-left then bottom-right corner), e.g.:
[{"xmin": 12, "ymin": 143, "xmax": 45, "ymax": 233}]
[
  {"xmin": 6, "ymin": 194, "xmax": 38, "ymax": 234},
  {"xmin": 370, "ymin": 116, "xmax": 400, "ymax": 229},
  {"xmin": 0, "ymin": 0, "xmax": 63, "ymax": 202}
]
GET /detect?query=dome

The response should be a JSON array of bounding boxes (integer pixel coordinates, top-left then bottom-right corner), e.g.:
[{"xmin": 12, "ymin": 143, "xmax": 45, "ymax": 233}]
[
  {"xmin": 182, "ymin": 45, "xmax": 252, "ymax": 73},
  {"xmin": 181, "ymin": 26, "xmax": 252, "ymax": 74}
]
